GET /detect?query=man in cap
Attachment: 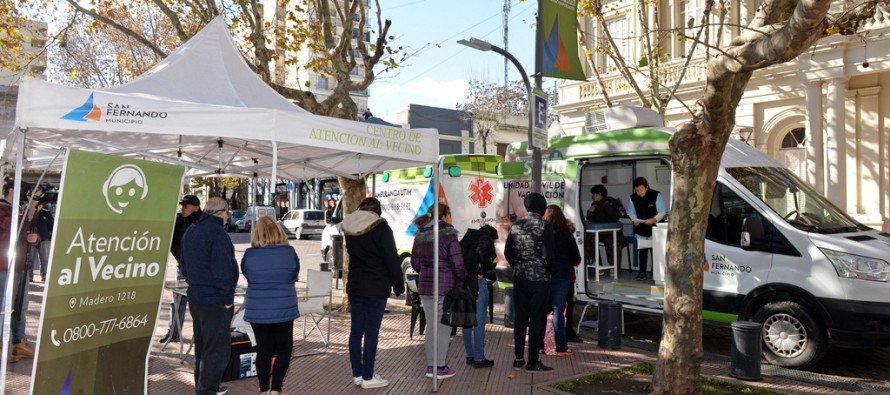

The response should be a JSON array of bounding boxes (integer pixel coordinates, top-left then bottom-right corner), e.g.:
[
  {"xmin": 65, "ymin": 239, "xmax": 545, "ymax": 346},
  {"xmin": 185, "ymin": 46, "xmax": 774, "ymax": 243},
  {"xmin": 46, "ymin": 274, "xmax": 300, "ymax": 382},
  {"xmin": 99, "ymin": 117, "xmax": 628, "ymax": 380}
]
[
  {"xmin": 504, "ymin": 192, "xmax": 556, "ymax": 373},
  {"xmin": 158, "ymin": 194, "xmax": 202, "ymax": 343}
]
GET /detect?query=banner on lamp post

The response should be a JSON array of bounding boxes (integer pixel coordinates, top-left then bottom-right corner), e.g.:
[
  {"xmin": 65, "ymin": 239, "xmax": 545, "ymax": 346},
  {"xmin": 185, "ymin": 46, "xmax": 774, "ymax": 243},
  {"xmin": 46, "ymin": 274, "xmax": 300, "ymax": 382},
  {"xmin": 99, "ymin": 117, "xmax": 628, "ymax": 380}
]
[
  {"xmin": 541, "ymin": 0, "xmax": 586, "ymax": 81},
  {"xmin": 30, "ymin": 150, "xmax": 184, "ymax": 394}
]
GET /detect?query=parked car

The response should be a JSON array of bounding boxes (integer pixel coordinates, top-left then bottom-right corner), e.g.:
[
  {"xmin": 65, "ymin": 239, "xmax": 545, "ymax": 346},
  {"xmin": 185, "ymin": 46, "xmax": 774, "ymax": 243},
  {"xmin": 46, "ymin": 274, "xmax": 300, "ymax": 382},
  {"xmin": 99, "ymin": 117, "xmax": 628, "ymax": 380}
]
[
  {"xmin": 234, "ymin": 206, "xmax": 276, "ymax": 233},
  {"xmin": 227, "ymin": 210, "xmax": 246, "ymax": 232},
  {"xmin": 280, "ymin": 209, "xmax": 325, "ymax": 239}
]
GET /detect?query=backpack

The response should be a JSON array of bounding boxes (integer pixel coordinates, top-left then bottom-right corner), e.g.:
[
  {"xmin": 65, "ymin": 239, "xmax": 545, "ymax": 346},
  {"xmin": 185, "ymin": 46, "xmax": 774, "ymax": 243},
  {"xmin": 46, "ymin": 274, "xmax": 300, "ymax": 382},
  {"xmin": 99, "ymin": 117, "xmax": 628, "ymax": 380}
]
[{"xmin": 459, "ymin": 225, "xmax": 497, "ymax": 280}]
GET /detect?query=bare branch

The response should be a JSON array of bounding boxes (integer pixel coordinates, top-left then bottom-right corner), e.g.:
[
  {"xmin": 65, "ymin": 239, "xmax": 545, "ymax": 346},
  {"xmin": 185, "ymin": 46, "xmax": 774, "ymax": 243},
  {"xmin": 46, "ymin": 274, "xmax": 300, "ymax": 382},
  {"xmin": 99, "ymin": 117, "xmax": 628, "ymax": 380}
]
[{"xmin": 65, "ymin": 0, "xmax": 168, "ymax": 59}]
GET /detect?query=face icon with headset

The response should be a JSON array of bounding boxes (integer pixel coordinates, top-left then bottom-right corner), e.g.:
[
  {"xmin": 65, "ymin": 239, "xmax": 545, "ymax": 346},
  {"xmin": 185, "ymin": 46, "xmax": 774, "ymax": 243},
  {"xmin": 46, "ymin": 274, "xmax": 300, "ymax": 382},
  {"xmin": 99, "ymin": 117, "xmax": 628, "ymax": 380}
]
[{"xmin": 102, "ymin": 164, "xmax": 149, "ymax": 214}]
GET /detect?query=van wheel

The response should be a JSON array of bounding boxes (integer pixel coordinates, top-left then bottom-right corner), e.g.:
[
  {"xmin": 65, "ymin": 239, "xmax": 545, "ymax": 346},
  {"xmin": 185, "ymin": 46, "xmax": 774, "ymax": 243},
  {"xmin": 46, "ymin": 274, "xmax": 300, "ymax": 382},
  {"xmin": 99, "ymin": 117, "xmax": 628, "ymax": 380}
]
[
  {"xmin": 323, "ymin": 248, "xmax": 332, "ymax": 265},
  {"xmin": 752, "ymin": 301, "xmax": 827, "ymax": 369}
]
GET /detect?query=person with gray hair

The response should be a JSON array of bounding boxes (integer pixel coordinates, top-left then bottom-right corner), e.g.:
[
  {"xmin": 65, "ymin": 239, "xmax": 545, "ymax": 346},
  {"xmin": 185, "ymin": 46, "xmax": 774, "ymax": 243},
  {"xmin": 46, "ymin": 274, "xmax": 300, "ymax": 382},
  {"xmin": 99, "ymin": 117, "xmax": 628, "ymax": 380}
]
[{"xmin": 181, "ymin": 197, "xmax": 239, "ymax": 395}]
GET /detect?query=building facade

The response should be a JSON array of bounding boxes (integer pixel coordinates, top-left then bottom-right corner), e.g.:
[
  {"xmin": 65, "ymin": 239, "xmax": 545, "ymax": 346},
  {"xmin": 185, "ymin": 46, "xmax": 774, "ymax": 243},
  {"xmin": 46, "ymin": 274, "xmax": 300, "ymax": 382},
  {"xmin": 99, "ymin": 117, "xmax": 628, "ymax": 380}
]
[
  {"xmin": 262, "ymin": 0, "xmax": 370, "ymax": 114},
  {"xmin": 555, "ymin": 1, "xmax": 890, "ymax": 230}
]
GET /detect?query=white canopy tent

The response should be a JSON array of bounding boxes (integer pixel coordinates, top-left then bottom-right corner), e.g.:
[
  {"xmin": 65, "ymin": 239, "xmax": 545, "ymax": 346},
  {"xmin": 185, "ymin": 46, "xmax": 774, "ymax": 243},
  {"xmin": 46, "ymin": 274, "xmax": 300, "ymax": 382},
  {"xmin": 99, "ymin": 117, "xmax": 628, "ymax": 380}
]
[
  {"xmin": 0, "ymin": 17, "xmax": 442, "ymax": 393},
  {"xmin": 3, "ymin": 17, "xmax": 439, "ymax": 180}
]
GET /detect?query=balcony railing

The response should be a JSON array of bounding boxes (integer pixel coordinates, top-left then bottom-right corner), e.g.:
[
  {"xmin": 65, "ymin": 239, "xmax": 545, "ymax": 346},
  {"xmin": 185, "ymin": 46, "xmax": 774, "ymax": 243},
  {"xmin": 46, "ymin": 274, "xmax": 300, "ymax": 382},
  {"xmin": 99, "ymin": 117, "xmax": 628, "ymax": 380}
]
[{"xmin": 568, "ymin": 56, "xmax": 708, "ymax": 103}]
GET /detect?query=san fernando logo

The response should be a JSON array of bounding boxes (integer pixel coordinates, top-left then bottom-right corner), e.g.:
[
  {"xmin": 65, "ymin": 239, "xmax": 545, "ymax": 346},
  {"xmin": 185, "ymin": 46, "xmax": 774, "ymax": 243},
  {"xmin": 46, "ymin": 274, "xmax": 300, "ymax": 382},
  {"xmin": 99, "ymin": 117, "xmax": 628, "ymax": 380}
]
[{"xmin": 61, "ymin": 93, "xmax": 102, "ymax": 122}]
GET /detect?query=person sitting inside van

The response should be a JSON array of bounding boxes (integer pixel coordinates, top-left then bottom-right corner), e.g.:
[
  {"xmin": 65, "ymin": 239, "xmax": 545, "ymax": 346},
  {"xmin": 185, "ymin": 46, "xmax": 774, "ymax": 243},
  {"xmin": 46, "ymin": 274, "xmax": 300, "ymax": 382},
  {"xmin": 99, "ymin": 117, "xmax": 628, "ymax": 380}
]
[
  {"xmin": 627, "ymin": 177, "xmax": 667, "ymax": 281},
  {"xmin": 585, "ymin": 185, "xmax": 623, "ymax": 267}
]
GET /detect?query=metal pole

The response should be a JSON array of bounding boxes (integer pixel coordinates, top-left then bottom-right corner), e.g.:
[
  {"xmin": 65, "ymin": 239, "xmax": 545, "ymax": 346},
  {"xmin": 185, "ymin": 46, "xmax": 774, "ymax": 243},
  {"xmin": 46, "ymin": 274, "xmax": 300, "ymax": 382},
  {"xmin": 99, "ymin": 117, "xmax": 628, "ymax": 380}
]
[
  {"xmin": 487, "ymin": 46, "xmax": 540, "ymax": 193},
  {"xmin": 0, "ymin": 127, "xmax": 27, "ymax": 394},
  {"xmin": 431, "ymin": 159, "xmax": 441, "ymax": 392},
  {"xmin": 532, "ymin": 0, "xmax": 544, "ymax": 194}
]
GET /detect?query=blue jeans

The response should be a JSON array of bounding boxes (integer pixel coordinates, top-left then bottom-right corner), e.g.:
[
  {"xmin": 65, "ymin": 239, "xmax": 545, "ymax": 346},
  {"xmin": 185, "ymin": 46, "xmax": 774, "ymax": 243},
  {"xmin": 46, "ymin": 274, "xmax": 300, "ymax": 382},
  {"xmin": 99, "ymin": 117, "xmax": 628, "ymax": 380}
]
[
  {"xmin": 0, "ymin": 270, "xmax": 29, "ymax": 343},
  {"xmin": 348, "ymin": 295, "xmax": 387, "ymax": 380},
  {"xmin": 189, "ymin": 303, "xmax": 233, "ymax": 395},
  {"xmin": 462, "ymin": 278, "xmax": 489, "ymax": 361},
  {"xmin": 550, "ymin": 277, "xmax": 571, "ymax": 353}
]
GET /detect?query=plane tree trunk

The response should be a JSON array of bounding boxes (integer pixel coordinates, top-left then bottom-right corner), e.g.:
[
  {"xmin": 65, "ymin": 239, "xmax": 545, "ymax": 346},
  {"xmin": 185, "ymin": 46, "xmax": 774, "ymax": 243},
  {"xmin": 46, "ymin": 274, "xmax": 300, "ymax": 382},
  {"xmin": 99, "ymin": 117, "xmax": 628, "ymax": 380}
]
[
  {"xmin": 651, "ymin": 0, "xmax": 874, "ymax": 393},
  {"xmin": 336, "ymin": 176, "xmax": 367, "ymax": 312}
]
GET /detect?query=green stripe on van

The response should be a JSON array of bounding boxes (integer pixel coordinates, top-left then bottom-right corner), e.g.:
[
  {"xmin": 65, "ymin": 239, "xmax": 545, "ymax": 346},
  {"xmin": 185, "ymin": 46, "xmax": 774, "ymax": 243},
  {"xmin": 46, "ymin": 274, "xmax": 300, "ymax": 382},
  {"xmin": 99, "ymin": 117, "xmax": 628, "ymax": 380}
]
[
  {"xmin": 702, "ymin": 310, "xmax": 738, "ymax": 324},
  {"xmin": 507, "ymin": 128, "xmax": 673, "ymax": 160},
  {"xmin": 379, "ymin": 155, "xmax": 504, "ymax": 183}
]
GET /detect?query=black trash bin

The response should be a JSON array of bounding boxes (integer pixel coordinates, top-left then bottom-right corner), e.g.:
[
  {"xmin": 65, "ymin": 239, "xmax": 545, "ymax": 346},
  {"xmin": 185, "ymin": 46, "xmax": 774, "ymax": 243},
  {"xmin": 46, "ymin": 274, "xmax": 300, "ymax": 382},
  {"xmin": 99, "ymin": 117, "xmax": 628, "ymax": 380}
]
[
  {"xmin": 730, "ymin": 320, "xmax": 762, "ymax": 380},
  {"xmin": 597, "ymin": 301, "xmax": 622, "ymax": 349}
]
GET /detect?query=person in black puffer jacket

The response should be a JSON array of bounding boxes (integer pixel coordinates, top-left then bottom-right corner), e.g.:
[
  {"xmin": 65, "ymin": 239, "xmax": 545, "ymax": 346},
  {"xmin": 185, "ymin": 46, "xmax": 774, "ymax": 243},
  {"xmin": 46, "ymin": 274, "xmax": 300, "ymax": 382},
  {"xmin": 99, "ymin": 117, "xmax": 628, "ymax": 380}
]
[
  {"xmin": 342, "ymin": 197, "xmax": 404, "ymax": 389},
  {"xmin": 504, "ymin": 192, "xmax": 556, "ymax": 373}
]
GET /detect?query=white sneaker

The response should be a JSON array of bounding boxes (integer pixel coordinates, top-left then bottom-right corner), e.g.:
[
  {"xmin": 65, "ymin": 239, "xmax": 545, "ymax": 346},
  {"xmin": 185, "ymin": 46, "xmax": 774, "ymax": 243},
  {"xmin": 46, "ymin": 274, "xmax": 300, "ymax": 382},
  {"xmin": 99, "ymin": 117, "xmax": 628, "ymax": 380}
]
[
  {"xmin": 353, "ymin": 376, "xmax": 362, "ymax": 386},
  {"xmin": 360, "ymin": 374, "xmax": 389, "ymax": 389}
]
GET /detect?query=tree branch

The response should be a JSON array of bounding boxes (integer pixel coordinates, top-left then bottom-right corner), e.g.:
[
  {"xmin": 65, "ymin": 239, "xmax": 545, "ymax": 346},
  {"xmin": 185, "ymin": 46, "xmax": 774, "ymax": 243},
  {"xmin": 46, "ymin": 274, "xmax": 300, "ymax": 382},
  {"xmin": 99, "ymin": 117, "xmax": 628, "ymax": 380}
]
[{"xmin": 65, "ymin": 0, "xmax": 168, "ymax": 59}]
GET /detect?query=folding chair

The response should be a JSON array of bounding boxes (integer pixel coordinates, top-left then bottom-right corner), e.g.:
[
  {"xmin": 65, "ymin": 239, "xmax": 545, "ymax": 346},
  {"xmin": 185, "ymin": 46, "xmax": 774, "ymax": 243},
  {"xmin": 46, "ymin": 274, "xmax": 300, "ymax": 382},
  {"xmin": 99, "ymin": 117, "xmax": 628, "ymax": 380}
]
[{"xmin": 296, "ymin": 269, "xmax": 333, "ymax": 357}]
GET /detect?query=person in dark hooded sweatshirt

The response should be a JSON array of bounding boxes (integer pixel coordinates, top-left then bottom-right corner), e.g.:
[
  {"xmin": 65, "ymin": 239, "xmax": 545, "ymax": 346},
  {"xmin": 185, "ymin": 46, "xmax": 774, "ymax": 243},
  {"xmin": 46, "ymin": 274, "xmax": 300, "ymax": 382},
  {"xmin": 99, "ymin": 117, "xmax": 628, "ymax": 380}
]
[
  {"xmin": 504, "ymin": 192, "xmax": 556, "ymax": 373},
  {"xmin": 342, "ymin": 197, "xmax": 404, "ymax": 389},
  {"xmin": 460, "ymin": 224, "xmax": 497, "ymax": 368}
]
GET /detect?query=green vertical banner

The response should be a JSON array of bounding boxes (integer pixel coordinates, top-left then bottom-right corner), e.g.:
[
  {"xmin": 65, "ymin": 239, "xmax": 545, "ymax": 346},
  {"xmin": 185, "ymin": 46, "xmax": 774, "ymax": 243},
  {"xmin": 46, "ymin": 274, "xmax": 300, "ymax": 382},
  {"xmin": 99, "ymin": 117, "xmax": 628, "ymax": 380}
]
[
  {"xmin": 541, "ymin": 0, "xmax": 587, "ymax": 81},
  {"xmin": 30, "ymin": 150, "xmax": 184, "ymax": 394}
]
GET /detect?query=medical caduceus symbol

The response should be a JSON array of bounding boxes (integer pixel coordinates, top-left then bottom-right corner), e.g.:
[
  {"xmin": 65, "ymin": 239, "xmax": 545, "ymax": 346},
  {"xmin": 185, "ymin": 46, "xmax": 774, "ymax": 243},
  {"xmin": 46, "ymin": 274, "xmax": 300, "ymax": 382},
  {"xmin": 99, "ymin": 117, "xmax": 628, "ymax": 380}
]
[{"xmin": 468, "ymin": 178, "xmax": 494, "ymax": 209}]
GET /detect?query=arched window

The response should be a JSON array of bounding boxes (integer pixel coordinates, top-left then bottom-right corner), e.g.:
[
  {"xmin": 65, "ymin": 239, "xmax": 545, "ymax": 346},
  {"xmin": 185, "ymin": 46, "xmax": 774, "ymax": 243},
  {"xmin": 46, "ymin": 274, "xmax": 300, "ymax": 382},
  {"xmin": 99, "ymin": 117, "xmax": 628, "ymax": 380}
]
[
  {"xmin": 777, "ymin": 127, "xmax": 806, "ymax": 181},
  {"xmin": 781, "ymin": 127, "xmax": 806, "ymax": 148}
]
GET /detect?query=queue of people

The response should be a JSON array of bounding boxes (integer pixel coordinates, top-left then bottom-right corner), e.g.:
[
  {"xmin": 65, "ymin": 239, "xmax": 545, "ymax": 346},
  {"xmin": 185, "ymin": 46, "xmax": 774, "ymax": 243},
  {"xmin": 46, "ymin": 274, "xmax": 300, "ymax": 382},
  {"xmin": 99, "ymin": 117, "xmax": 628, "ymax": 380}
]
[
  {"xmin": 213, "ymin": 192, "xmax": 595, "ymax": 391},
  {"xmin": 0, "ymin": 177, "xmax": 660, "ymax": 393}
]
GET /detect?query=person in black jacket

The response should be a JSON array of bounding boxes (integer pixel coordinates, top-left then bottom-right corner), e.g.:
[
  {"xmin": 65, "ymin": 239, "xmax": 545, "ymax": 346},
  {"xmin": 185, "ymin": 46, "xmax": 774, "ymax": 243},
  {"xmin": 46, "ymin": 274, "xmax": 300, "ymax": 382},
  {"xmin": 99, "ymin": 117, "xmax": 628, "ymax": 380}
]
[
  {"xmin": 585, "ymin": 185, "xmax": 623, "ymax": 267},
  {"xmin": 158, "ymin": 194, "xmax": 202, "ymax": 343},
  {"xmin": 460, "ymin": 224, "xmax": 497, "ymax": 368},
  {"xmin": 342, "ymin": 197, "xmax": 404, "ymax": 389},
  {"xmin": 544, "ymin": 205, "xmax": 581, "ymax": 356},
  {"xmin": 504, "ymin": 192, "xmax": 556, "ymax": 373}
]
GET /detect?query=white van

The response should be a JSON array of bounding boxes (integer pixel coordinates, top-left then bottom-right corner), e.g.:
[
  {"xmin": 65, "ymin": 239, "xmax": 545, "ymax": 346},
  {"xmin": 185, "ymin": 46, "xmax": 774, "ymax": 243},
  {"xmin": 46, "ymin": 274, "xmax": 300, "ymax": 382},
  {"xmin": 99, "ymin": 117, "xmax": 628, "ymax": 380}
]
[{"xmin": 498, "ymin": 108, "xmax": 890, "ymax": 369}]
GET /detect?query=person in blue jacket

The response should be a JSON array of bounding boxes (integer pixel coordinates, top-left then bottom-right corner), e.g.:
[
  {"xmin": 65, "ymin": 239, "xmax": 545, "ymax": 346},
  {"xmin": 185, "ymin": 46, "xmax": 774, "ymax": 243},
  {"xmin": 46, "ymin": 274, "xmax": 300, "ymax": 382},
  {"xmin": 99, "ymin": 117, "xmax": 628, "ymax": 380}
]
[
  {"xmin": 182, "ymin": 197, "xmax": 239, "ymax": 395},
  {"xmin": 241, "ymin": 216, "xmax": 300, "ymax": 395}
]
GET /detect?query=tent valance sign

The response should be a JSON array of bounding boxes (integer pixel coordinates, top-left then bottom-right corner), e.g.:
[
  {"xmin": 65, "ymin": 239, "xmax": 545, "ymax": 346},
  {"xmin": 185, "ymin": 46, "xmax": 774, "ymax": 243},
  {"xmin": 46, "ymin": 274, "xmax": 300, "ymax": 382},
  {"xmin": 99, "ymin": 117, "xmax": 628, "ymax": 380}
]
[{"xmin": 4, "ymin": 17, "xmax": 439, "ymax": 182}]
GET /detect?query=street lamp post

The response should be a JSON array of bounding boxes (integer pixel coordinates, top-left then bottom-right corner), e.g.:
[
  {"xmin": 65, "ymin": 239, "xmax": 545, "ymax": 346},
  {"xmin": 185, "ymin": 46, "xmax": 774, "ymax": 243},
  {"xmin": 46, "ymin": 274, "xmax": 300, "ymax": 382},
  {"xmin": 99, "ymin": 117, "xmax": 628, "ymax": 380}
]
[{"xmin": 458, "ymin": 37, "xmax": 542, "ymax": 194}]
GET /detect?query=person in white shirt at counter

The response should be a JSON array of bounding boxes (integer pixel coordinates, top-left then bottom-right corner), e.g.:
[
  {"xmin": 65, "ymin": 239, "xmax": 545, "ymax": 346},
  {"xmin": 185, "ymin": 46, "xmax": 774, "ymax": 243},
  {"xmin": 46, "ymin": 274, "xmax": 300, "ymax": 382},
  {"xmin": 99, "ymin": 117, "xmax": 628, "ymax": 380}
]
[{"xmin": 627, "ymin": 177, "xmax": 667, "ymax": 281}]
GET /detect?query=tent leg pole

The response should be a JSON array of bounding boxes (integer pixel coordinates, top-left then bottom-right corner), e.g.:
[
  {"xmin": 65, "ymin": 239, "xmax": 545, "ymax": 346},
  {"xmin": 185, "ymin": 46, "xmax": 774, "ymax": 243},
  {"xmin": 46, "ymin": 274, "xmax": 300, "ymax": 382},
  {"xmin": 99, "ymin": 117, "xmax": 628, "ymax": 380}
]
[{"xmin": 0, "ymin": 126, "xmax": 27, "ymax": 395}]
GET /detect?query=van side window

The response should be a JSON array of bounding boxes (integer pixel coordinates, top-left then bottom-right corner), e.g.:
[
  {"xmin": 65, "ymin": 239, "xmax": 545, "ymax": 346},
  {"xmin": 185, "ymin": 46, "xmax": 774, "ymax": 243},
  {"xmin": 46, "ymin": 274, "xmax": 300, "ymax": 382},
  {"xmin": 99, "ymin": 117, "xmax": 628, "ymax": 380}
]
[
  {"xmin": 707, "ymin": 182, "xmax": 801, "ymax": 256},
  {"xmin": 707, "ymin": 182, "xmax": 751, "ymax": 246}
]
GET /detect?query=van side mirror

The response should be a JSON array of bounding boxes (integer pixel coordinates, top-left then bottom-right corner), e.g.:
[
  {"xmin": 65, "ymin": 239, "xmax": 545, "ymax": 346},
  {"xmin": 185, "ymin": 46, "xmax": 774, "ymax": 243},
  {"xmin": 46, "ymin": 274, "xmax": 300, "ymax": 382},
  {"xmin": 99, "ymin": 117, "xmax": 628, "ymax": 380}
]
[{"xmin": 741, "ymin": 216, "xmax": 764, "ymax": 250}]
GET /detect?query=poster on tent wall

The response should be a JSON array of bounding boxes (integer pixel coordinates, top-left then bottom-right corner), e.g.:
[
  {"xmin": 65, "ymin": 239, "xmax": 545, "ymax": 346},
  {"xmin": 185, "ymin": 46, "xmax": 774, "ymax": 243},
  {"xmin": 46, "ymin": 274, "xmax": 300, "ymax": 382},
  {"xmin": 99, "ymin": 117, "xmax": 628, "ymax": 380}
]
[{"xmin": 30, "ymin": 150, "xmax": 184, "ymax": 394}]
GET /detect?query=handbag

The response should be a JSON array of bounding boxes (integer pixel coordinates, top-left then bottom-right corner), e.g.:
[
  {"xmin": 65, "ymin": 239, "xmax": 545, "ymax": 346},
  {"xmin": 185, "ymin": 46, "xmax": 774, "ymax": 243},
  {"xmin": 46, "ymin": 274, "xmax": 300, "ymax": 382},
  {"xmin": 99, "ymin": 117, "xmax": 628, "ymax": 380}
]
[{"xmin": 440, "ymin": 286, "xmax": 477, "ymax": 328}]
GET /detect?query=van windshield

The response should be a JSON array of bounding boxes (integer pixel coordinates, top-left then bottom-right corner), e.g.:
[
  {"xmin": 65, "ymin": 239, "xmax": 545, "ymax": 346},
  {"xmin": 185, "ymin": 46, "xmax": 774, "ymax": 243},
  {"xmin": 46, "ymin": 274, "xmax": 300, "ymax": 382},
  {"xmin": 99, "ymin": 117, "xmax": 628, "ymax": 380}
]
[{"xmin": 726, "ymin": 167, "xmax": 869, "ymax": 234}]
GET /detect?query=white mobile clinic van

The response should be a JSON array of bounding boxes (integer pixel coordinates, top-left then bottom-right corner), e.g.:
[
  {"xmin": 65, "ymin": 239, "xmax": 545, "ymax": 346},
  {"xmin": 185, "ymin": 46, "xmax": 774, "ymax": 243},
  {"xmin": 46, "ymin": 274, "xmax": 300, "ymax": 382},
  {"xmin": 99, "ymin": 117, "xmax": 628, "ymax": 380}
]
[{"xmin": 498, "ymin": 107, "xmax": 890, "ymax": 369}]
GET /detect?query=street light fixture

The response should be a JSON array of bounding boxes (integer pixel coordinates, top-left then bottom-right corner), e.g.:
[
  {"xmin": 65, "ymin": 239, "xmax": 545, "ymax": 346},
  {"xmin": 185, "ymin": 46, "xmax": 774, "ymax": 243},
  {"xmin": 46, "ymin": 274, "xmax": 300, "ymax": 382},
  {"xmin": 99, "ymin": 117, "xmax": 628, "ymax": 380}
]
[{"xmin": 458, "ymin": 37, "xmax": 541, "ymax": 193}]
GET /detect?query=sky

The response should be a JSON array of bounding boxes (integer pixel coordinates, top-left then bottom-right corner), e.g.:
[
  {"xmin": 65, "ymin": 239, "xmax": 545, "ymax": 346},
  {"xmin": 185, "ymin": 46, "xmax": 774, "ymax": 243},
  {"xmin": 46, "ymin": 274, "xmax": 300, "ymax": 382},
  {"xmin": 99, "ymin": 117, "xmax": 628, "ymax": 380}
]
[{"xmin": 368, "ymin": 0, "xmax": 540, "ymax": 123}]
